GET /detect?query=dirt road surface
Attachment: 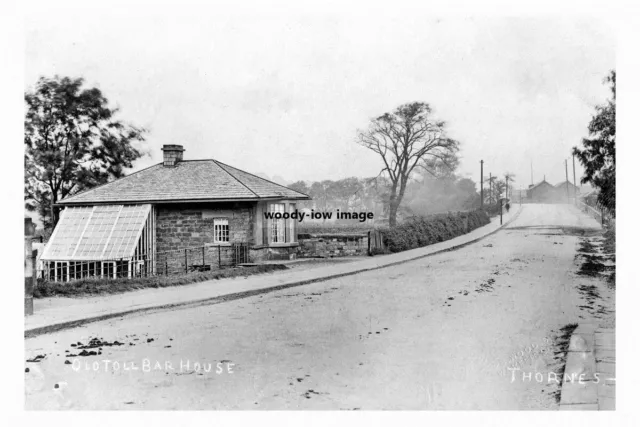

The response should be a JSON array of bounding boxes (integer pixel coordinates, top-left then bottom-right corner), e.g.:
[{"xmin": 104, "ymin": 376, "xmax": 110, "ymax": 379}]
[{"xmin": 24, "ymin": 204, "xmax": 615, "ymax": 410}]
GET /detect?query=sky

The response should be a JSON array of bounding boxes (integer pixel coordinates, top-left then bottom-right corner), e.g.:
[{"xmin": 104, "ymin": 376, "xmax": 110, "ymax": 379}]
[{"xmin": 24, "ymin": 5, "xmax": 615, "ymax": 190}]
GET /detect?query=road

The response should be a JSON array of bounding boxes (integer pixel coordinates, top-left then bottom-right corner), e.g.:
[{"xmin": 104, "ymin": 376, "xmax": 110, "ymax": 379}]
[{"xmin": 24, "ymin": 204, "xmax": 615, "ymax": 410}]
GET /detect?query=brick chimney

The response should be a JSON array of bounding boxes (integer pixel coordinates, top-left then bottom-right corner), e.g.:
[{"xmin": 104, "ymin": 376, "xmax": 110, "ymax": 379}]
[{"xmin": 161, "ymin": 144, "xmax": 185, "ymax": 167}]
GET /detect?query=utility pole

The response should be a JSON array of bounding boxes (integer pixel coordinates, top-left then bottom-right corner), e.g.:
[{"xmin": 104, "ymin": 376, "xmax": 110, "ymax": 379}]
[
  {"xmin": 572, "ymin": 154, "xmax": 577, "ymax": 204},
  {"xmin": 530, "ymin": 160, "xmax": 533, "ymax": 186},
  {"xmin": 505, "ymin": 174, "xmax": 509, "ymax": 201},
  {"xmin": 480, "ymin": 160, "xmax": 484, "ymax": 208},
  {"xmin": 565, "ymin": 159, "xmax": 570, "ymax": 204}
]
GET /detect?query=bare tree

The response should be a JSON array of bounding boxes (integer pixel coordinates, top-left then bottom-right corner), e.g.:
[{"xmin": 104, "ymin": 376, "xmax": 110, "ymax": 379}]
[{"xmin": 356, "ymin": 102, "xmax": 459, "ymax": 226}]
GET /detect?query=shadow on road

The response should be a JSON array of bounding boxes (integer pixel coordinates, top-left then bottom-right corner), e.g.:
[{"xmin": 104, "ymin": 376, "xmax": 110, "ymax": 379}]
[{"xmin": 506, "ymin": 225, "xmax": 602, "ymax": 237}]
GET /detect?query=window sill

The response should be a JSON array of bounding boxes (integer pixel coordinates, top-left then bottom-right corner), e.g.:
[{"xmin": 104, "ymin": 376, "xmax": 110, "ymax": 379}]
[{"xmin": 251, "ymin": 242, "xmax": 300, "ymax": 249}]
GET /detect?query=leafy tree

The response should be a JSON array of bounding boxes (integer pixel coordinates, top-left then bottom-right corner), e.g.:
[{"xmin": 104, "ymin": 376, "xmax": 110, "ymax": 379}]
[
  {"xmin": 327, "ymin": 177, "xmax": 363, "ymax": 211},
  {"xmin": 309, "ymin": 180, "xmax": 333, "ymax": 211},
  {"xmin": 25, "ymin": 76, "xmax": 147, "ymax": 229},
  {"xmin": 456, "ymin": 178, "xmax": 480, "ymax": 209},
  {"xmin": 405, "ymin": 174, "xmax": 480, "ymax": 215},
  {"xmin": 493, "ymin": 179, "xmax": 507, "ymax": 201},
  {"xmin": 573, "ymin": 70, "xmax": 616, "ymax": 215},
  {"xmin": 359, "ymin": 176, "xmax": 392, "ymax": 220},
  {"xmin": 456, "ymin": 178, "xmax": 477, "ymax": 195},
  {"xmin": 356, "ymin": 102, "xmax": 460, "ymax": 226},
  {"xmin": 289, "ymin": 180, "xmax": 310, "ymax": 195},
  {"xmin": 484, "ymin": 175, "xmax": 498, "ymax": 205},
  {"xmin": 288, "ymin": 180, "xmax": 312, "ymax": 208}
]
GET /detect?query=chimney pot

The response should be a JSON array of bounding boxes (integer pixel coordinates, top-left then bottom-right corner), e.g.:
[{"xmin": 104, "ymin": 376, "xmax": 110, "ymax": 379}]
[{"xmin": 161, "ymin": 145, "xmax": 185, "ymax": 167}]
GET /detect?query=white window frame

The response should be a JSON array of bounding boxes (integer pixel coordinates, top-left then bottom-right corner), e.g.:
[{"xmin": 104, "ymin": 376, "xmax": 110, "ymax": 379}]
[
  {"xmin": 102, "ymin": 261, "xmax": 116, "ymax": 279},
  {"xmin": 213, "ymin": 218, "xmax": 230, "ymax": 243},
  {"xmin": 270, "ymin": 203, "xmax": 286, "ymax": 243},
  {"xmin": 289, "ymin": 203, "xmax": 296, "ymax": 243}
]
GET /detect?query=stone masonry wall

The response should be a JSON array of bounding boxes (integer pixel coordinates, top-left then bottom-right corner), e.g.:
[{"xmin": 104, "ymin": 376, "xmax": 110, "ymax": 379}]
[
  {"xmin": 296, "ymin": 233, "xmax": 369, "ymax": 258},
  {"xmin": 155, "ymin": 202, "xmax": 254, "ymax": 273}
]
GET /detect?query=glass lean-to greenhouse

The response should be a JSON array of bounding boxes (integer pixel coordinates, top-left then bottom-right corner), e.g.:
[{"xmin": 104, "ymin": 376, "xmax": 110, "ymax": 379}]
[{"xmin": 40, "ymin": 204, "xmax": 155, "ymax": 281}]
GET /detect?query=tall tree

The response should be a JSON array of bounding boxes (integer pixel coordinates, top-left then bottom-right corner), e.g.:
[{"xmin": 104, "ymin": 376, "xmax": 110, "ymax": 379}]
[
  {"xmin": 356, "ymin": 102, "xmax": 459, "ymax": 226},
  {"xmin": 25, "ymin": 76, "xmax": 147, "ymax": 230},
  {"xmin": 573, "ymin": 70, "xmax": 616, "ymax": 215}
]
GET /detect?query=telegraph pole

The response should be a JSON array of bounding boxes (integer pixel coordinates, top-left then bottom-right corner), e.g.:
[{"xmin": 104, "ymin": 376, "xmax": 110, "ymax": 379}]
[
  {"xmin": 572, "ymin": 154, "xmax": 577, "ymax": 204},
  {"xmin": 505, "ymin": 174, "xmax": 509, "ymax": 201},
  {"xmin": 565, "ymin": 159, "xmax": 570, "ymax": 204},
  {"xmin": 530, "ymin": 160, "xmax": 533, "ymax": 186},
  {"xmin": 480, "ymin": 160, "xmax": 484, "ymax": 207}
]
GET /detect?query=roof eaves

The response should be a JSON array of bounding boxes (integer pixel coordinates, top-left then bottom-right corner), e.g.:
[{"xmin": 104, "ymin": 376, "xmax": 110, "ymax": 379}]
[
  {"xmin": 59, "ymin": 162, "xmax": 163, "ymax": 204},
  {"xmin": 55, "ymin": 195, "xmax": 310, "ymax": 207}
]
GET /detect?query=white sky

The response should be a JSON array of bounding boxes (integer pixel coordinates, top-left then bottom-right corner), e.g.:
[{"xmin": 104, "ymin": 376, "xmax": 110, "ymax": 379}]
[{"xmin": 25, "ymin": 5, "xmax": 615, "ymax": 189}]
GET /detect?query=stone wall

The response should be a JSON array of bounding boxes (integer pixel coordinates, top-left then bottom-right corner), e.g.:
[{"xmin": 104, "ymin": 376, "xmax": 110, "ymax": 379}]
[
  {"xmin": 155, "ymin": 202, "xmax": 254, "ymax": 252},
  {"xmin": 296, "ymin": 233, "xmax": 369, "ymax": 258},
  {"xmin": 155, "ymin": 202, "xmax": 254, "ymax": 273},
  {"xmin": 250, "ymin": 246, "xmax": 299, "ymax": 262}
]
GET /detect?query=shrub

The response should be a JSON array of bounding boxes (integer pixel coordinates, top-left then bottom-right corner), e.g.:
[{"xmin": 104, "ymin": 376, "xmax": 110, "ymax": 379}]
[
  {"xmin": 378, "ymin": 209, "xmax": 490, "ymax": 253},
  {"xmin": 482, "ymin": 203, "xmax": 503, "ymax": 217}
]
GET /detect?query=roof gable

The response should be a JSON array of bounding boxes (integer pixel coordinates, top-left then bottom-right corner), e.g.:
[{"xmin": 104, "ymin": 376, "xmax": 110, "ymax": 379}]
[
  {"xmin": 554, "ymin": 180, "xmax": 579, "ymax": 189},
  {"xmin": 59, "ymin": 159, "xmax": 309, "ymax": 205},
  {"xmin": 528, "ymin": 180, "xmax": 555, "ymax": 191}
]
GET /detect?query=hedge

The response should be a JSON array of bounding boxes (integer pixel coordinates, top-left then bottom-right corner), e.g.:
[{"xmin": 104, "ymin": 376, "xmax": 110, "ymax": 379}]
[
  {"xmin": 482, "ymin": 203, "xmax": 504, "ymax": 217},
  {"xmin": 377, "ymin": 209, "xmax": 490, "ymax": 253}
]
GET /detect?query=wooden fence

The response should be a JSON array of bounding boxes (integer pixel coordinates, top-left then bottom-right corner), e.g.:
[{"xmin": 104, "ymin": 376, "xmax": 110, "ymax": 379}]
[{"xmin": 368, "ymin": 230, "xmax": 386, "ymax": 255}]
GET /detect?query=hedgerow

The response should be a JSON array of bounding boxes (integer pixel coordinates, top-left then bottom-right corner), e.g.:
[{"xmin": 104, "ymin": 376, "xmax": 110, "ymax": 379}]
[{"xmin": 378, "ymin": 209, "xmax": 490, "ymax": 253}]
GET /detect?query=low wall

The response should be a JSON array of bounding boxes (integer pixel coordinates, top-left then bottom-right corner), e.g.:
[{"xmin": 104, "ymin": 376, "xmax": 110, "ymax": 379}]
[
  {"xmin": 297, "ymin": 233, "xmax": 369, "ymax": 258},
  {"xmin": 250, "ymin": 246, "xmax": 299, "ymax": 261}
]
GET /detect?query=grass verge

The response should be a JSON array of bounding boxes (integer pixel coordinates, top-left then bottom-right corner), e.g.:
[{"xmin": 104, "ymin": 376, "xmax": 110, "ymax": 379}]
[
  {"xmin": 552, "ymin": 323, "xmax": 579, "ymax": 403},
  {"xmin": 34, "ymin": 264, "xmax": 288, "ymax": 298}
]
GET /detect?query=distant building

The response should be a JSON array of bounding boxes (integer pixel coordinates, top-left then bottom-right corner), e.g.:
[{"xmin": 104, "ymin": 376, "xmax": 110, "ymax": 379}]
[
  {"xmin": 554, "ymin": 180, "xmax": 580, "ymax": 198},
  {"xmin": 526, "ymin": 179, "xmax": 562, "ymax": 203}
]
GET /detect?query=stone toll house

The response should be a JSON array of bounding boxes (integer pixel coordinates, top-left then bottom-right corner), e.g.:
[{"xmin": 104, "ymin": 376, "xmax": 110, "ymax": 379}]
[{"xmin": 40, "ymin": 145, "xmax": 310, "ymax": 281}]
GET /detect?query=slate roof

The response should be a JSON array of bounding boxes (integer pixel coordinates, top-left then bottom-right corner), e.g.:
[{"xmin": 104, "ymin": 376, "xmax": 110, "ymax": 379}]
[
  {"xmin": 528, "ymin": 180, "xmax": 555, "ymax": 191},
  {"xmin": 58, "ymin": 160, "xmax": 310, "ymax": 205},
  {"xmin": 554, "ymin": 180, "xmax": 579, "ymax": 189}
]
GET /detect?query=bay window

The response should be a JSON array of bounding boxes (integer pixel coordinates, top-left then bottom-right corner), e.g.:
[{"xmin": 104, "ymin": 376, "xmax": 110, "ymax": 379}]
[
  {"xmin": 263, "ymin": 201, "xmax": 298, "ymax": 245},
  {"xmin": 270, "ymin": 203, "xmax": 286, "ymax": 243}
]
